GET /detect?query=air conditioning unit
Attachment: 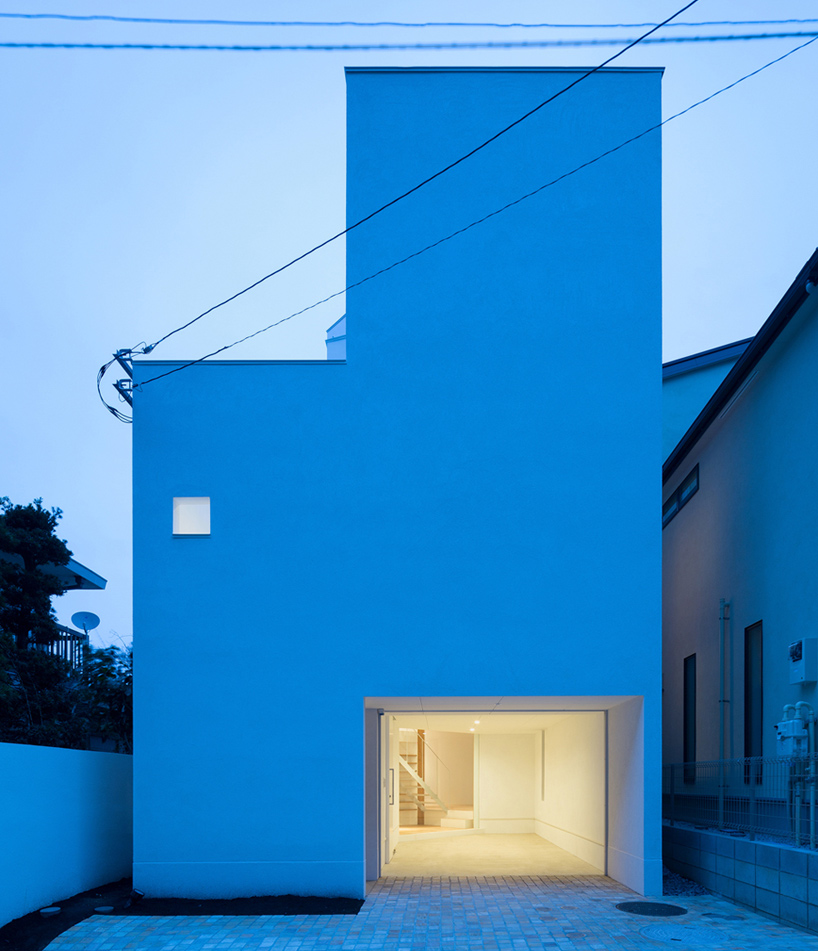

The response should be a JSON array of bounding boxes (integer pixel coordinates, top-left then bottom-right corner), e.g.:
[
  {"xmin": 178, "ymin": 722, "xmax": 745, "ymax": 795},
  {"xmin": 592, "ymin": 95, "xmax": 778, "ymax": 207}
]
[{"xmin": 788, "ymin": 638, "xmax": 817, "ymax": 684}]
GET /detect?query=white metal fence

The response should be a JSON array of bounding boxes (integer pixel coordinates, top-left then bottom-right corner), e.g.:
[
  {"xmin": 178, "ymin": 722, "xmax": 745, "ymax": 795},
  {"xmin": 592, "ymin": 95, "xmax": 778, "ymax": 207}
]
[{"xmin": 664, "ymin": 754, "xmax": 818, "ymax": 848}]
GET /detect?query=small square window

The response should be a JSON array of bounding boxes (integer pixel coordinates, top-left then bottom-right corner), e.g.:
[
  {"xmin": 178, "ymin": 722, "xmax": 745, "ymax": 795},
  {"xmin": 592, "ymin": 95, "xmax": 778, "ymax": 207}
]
[{"xmin": 173, "ymin": 497, "xmax": 210, "ymax": 535}]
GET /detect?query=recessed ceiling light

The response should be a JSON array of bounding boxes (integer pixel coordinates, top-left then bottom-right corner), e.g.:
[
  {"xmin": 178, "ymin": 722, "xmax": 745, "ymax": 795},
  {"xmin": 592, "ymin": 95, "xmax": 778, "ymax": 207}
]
[
  {"xmin": 474, "ymin": 720, "xmax": 480, "ymax": 724},
  {"xmin": 469, "ymin": 728, "xmax": 475, "ymax": 732}
]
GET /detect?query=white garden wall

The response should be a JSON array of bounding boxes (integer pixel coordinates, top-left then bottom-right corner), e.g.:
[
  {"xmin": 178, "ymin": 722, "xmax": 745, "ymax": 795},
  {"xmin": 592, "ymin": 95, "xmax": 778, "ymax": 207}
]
[{"xmin": 0, "ymin": 743, "xmax": 132, "ymax": 927}]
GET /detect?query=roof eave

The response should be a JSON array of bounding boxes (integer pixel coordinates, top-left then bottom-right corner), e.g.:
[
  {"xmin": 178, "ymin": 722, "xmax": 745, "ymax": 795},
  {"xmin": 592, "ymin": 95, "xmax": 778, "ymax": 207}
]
[
  {"xmin": 41, "ymin": 557, "xmax": 107, "ymax": 591},
  {"xmin": 663, "ymin": 249, "xmax": 818, "ymax": 484}
]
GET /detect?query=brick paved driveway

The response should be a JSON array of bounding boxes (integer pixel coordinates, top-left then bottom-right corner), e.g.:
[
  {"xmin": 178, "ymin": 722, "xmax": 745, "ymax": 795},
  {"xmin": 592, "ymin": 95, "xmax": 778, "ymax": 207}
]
[{"xmin": 47, "ymin": 875, "xmax": 818, "ymax": 950}]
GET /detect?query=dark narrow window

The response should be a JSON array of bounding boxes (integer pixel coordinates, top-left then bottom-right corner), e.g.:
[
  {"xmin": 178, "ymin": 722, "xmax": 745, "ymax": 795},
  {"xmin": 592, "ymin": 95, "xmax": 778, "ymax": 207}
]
[
  {"xmin": 744, "ymin": 622, "xmax": 763, "ymax": 783},
  {"xmin": 683, "ymin": 653, "xmax": 696, "ymax": 783},
  {"xmin": 663, "ymin": 464, "xmax": 699, "ymax": 528}
]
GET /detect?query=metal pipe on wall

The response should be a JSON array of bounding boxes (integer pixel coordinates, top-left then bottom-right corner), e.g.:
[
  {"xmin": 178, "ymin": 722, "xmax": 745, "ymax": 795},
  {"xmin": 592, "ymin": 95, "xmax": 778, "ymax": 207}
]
[
  {"xmin": 718, "ymin": 599, "xmax": 729, "ymax": 829},
  {"xmin": 796, "ymin": 701, "xmax": 816, "ymax": 849}
]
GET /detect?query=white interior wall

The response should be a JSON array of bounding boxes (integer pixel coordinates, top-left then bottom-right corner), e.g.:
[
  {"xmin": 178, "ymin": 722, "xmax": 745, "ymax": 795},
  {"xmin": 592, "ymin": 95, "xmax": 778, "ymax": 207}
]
[
  {"xmin": 423, "ymin": 730, "xmax": 474, "ymax": 807},
  {"xmin": 476, "ymin": 733, "xmax": 536, "ymax": 833},
  {"xmin": 534, "ymin": 713, "xmax": 606, "ymax": 871}
]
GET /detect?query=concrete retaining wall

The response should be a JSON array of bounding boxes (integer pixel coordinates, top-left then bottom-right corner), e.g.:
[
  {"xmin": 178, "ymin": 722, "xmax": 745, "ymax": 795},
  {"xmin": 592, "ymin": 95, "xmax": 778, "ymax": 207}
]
[
  {"xmin": 664, "ymin": 823, "xmax": 818, "ymax": 932},
  {"xmin": 0, "ymin": 742, "xmax": 132, "ymax": 927}
]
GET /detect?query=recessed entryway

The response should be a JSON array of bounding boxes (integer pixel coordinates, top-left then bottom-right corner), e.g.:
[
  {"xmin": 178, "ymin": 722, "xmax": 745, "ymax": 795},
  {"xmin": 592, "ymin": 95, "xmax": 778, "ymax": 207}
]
[{"xmin": 365, "ymin": 698, "xmax": 615, "ymax": 884}]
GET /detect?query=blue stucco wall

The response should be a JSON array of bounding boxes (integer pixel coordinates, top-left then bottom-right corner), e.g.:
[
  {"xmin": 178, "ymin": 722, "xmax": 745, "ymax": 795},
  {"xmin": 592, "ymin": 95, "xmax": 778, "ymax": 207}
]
[{"xmin": 132, "ymin": 67, "xmax": 662, "ymax": 898}]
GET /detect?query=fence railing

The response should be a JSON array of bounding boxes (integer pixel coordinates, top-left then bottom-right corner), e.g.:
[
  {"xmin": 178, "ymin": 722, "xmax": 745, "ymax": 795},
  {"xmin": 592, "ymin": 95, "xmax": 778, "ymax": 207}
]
[
  {"xmin": 29, "ymin": 625, "xmax": 88, "ymax": 670},
  {"xmin": 664, "ymin": 755, "xmax": 818, "ymax": 849}
]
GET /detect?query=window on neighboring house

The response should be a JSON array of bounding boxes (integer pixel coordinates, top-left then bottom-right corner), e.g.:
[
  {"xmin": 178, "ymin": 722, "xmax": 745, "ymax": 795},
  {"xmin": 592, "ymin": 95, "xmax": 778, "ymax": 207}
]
[
  {"xmin": 663, "ymin": 464, "xmax": 699, "ymax": 528},
  {"xmin": 744, "ymin": 621, "xmax": 763, "ymax": 783},
  {"xmin": 683, "ymin": 653, "xmax": 696, "ymax": 783},
  {"xmin": 173, "ymin": 497, "xmax": 210, "ymax": 535}
]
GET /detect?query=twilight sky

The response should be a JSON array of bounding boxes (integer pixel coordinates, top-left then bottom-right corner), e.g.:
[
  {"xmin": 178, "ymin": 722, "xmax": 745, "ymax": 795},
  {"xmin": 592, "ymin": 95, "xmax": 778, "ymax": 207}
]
[{"xmin": 1, "ymin": 0, "xmax": 816, "ymax": 646}]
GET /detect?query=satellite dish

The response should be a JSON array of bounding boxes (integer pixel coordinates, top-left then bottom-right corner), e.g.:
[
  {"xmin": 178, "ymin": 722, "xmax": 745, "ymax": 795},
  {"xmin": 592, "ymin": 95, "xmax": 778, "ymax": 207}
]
[{"xmin": 71, "ymin": 611, "xmax": 100, "ymax": 633}]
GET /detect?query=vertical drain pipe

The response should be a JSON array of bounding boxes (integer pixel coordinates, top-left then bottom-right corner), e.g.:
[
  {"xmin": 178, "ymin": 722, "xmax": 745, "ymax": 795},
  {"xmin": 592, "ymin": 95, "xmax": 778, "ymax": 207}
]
[
  {"xmin": 796, "ymin": 702, "xmax": 816, "ymax": 849},
  {"xmin": 718, "ymin": 600, "xmax": 729, "ymax": 830}
]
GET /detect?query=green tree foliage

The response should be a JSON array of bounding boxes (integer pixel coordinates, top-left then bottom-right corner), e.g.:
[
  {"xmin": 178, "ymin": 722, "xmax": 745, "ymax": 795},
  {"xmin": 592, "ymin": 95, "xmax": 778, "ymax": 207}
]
[
  {"xmin": 0, "ymin": 639, "xmax": 88, "ymax": 748},
  {"xmin": 82, "ymin": 643, "xmax": 133, "ymax": 754},
  {"xmin": 0, "ymin": 496, "xmax": 71, "ymax": 651},
  {"xmin": 0, "ymin": 497, "xmax": 133, "ymax": 752},
  {"xmin": 0, "ymin": 638, "xmax": 133, "ymax": 751}
]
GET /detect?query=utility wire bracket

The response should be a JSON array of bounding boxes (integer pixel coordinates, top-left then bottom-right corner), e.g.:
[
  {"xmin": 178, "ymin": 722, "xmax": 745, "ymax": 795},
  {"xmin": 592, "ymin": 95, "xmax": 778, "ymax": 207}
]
[
  {"xmin": 114, "ymin": 378, "xmax": 134, "ymax": 407},
  {"xmin": 113, "ymin": 349, "xmax": 134, "ymax": 378},
  {"xmin": 112, "ymin": 349, "xmax": 135, "ymax": 406}
]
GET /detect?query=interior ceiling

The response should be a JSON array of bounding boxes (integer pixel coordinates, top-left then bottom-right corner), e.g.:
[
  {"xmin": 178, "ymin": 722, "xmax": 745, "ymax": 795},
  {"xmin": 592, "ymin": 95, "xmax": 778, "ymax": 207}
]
[{"xmin": 392, "ymin": 712, "xmax": 592, "ymax": 734}]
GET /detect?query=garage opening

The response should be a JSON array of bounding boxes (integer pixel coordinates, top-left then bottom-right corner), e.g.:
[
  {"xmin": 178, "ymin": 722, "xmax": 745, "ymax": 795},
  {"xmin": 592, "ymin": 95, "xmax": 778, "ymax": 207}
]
[{"xmin": 365, "ymin": 701, "xmax": 611, "ymax": 880}]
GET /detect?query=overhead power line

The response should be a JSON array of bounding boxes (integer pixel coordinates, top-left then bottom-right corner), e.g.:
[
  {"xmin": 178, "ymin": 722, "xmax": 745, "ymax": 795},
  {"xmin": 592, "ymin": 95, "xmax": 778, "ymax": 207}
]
[
  {"xmin": 99, "ymin": 0, "xmax": 705, "ymax": 422},
  {"xmin": 97, "ymin": 4, "xmax": 704, "ymax": 422},
  {"xmin": 126, "ymin": 1, "xmax": 700, "ymax": 358},
  {"xmin": 2, "ymin": 12, "xmax": 817, "ymax": 28},
  {"xmin": 132, "ymin": 33, "xmax": 818, "ymax": 394},
  {"xmin": 4, "ymin": 32, "xmax": 818, "ymax": 51}
]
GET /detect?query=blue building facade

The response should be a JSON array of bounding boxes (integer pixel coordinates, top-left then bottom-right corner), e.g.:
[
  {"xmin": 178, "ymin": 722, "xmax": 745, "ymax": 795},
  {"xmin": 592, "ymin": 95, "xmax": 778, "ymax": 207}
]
[{"xmin": 132, "ymin": 67, "xmax": 663, "ymax": 898}]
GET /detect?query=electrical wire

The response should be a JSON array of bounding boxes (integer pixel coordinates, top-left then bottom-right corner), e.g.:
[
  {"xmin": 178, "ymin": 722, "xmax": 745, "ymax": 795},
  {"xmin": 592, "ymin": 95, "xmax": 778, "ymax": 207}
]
[
  {"xmin": 96, "ymin": 357, "xmax": 133, "ymax": 423},
  {"xmin": 1, "ymin": 12, "xmax": 817, "ymax": 28},
  {"xmin": 132, "ymin": 0, "xmax": 699, "ymax": 356},
  {"xmin": 97, "ymin": 1, "xmax": 702, "ymax": 416},
  {"xmin": 131, "ymin": 32, "xmax": 818, "ymax": 393},
  {"xmin": 4, "ymin": 32, "xmax": 817, "ymax": 51}
]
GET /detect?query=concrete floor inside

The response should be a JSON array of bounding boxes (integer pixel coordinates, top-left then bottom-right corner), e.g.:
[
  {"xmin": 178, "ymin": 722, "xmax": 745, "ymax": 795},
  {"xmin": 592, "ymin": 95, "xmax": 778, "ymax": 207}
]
[{"xmin": 381, "ymin": 832, "xmax": 601, "ymax": 878}]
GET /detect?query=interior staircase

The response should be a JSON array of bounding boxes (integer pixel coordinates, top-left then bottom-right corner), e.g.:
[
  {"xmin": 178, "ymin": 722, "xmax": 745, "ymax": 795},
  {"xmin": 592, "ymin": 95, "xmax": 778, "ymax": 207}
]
[
  {"xmin": 398, "ymin": 730, "xmax": 474, "ymax": 831},
  {"xmin": 439, "ymin": 807, "xmax": 474, "ymax": 830}
]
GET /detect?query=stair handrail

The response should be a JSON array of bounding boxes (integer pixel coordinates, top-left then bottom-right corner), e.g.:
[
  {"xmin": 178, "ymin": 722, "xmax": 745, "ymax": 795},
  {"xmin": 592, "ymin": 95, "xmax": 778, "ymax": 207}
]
[
  {"xmin": 403, "ymin": 790, "xmax": 429, "ymax": 812},
  {"xmin": 398, "ymin": 754, "xmax": 448, "ymax": 812},
  {"xmin": 398, "ymin": 728, "xmax": 451, "ymax": 772}
]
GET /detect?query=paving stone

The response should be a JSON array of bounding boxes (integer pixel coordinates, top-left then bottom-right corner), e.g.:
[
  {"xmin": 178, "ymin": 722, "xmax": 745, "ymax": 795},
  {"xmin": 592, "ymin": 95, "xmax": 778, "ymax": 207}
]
[{"xmin": 41, "ymin": 874, "xmax": 818, "ymax": 951}]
